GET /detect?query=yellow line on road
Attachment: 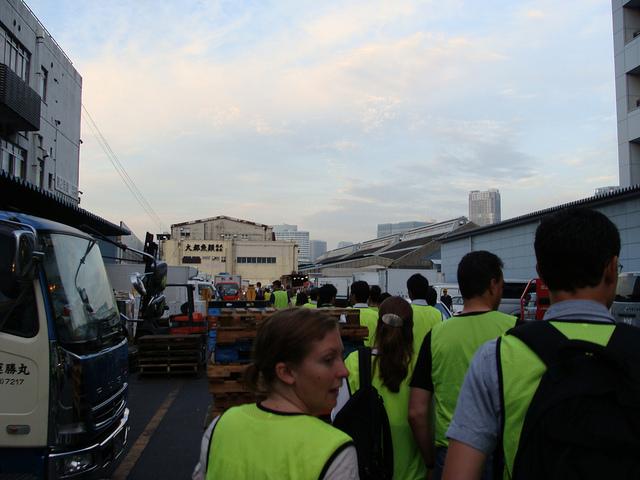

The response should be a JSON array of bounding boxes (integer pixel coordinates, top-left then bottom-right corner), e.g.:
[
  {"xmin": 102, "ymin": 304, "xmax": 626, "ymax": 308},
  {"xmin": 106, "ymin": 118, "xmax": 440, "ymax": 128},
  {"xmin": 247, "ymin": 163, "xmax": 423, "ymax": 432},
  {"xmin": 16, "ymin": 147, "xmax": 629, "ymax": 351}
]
[{"xmin": 112, "ymin": 383, "xmax": 183, "ymax": 480}]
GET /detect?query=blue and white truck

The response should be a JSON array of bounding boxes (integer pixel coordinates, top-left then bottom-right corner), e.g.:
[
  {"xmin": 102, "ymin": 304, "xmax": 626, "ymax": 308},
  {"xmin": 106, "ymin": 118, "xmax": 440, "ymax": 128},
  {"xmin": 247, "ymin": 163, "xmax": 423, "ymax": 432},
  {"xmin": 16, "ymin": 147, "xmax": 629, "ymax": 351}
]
[{"xmin": 0, "ymin": 211, "xmax": 131, "ymax": 478}]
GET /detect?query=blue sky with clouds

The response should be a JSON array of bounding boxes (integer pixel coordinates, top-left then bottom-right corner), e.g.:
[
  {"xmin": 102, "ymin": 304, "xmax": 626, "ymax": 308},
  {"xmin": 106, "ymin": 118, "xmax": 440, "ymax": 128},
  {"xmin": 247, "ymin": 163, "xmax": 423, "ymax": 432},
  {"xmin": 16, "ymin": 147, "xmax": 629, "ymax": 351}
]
[{"xmin": 28, "ymin": 0, "xmax": 617, "ymax": 248}]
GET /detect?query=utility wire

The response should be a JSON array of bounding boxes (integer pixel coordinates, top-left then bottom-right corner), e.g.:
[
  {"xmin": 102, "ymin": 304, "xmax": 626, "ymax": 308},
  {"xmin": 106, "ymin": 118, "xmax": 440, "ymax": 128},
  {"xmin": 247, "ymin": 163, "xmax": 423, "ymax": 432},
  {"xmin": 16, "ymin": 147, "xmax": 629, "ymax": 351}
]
[{"xmin": 81, "ymin": 105, "xmax": 167, "ymax": 233}]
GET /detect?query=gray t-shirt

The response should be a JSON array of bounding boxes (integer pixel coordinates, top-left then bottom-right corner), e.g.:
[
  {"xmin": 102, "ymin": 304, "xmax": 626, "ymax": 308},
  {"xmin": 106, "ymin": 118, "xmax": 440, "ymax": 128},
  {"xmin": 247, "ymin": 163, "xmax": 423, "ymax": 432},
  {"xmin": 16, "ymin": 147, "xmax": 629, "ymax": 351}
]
[{"xmin": 446, "ymin": 299, "xmax": 616, "ymax": 454}]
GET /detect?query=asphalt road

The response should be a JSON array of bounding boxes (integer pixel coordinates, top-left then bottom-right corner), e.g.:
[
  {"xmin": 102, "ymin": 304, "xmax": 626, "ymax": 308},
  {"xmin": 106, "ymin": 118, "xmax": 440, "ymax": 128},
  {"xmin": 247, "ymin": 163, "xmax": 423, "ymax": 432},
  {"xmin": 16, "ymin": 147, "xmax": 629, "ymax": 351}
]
[{"xmin": 112, "ymin": 372, "xmax": 211, "ymax": 479}]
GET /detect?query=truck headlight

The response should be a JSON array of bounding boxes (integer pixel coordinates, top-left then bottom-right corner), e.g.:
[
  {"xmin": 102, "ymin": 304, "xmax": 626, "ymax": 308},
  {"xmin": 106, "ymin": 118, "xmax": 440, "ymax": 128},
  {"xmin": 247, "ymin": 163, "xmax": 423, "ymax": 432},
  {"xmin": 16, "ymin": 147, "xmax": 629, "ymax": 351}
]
[{"xmin": 57, "ymin": 452, "xmax": 94, "ymax": 475}]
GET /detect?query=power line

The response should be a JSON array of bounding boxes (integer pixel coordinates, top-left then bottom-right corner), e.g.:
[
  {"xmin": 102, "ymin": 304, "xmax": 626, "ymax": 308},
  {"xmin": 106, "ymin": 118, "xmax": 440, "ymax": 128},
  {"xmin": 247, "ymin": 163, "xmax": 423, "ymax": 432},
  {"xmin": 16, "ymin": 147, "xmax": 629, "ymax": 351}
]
[{"xmin": 81, "ymin": 105, "xmax": 167, "ymax": 233}]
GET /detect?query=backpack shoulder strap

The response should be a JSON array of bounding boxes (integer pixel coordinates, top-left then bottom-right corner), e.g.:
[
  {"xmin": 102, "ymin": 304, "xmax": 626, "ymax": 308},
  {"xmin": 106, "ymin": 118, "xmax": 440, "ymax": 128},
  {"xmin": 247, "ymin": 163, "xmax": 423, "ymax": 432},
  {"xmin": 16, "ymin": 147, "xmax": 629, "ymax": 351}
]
[
  {"xmin": 358, "ymin": 347, "xmax": 372, "ymax": 389},
  {"xmin": 606, "ymin": 323, "xmax": 640, "ymax": 357},
  {"xmin": 507, "ymin": 321, "xmax": 568, "ymax": 367}
]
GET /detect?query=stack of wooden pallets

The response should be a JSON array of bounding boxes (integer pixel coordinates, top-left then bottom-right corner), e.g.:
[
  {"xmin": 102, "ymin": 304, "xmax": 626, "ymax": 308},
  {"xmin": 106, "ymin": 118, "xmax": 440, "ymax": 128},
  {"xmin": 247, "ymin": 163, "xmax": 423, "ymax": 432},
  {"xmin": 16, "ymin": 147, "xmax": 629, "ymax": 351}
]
[
  {"xmin": 137, "ymin": 334, "xmax": 203, "ymax": 376},
  {"xmin": 205, "ymin": 307, "xmax": 369, "ymax": 426}
]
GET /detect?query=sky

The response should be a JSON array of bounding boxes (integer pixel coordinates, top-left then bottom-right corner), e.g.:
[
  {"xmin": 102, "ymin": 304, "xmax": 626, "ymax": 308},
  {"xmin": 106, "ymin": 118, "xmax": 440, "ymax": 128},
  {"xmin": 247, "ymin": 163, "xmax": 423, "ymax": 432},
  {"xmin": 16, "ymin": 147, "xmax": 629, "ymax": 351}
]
[{"xmin": 28, "ymin": 0, "xmax": 618, "ymax": 249}]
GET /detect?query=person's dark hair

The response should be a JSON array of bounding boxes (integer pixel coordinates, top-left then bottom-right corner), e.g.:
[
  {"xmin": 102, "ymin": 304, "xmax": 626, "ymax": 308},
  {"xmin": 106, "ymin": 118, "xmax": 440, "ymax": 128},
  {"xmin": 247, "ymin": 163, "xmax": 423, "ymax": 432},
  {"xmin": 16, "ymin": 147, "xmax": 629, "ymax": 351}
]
[
  {"xmin": 257, "ymin": 282, "xmax": 262, "ymax": 288},
  {"xmin": 380, "ymin": 292, "xmax": 391, "ymax": 302},
  {"xmin": 244, "ymin": 309, "xmax": 338, "ymax": 392},
  {"xmin": 272, "ymin": 280, "xmax": 282, "ymax": 288},
  {"xmin": 369, "ymin": 285, "xmax": 382, "ymax": 305},
  {"xmin": 457, "ymin": 251, "xmax": 504, "ymax": 300},
  {"xmin": 427, "ymin": 286, "xmax": 437, "ymax": 306},
  {"xmin": 318, "ymin": 284, "xmax": 338, "ymax": 305},
  {"xmin": 407, "ymin": 274, "xmax": 429, "ymax": 300},
  {"xmin": 374, "ymin": 297, "xmax": 414, "ymax": 393},
  {"xmin": 309, "ymin": 287, "xmax": 319, "ymax": 301},
  {"xmin": 350, "ymin": 280, "xmax": 370, "ymax": 304},
  {"xmin": 535, "ymin": 208, "xmax": 621, "ymax": 292},
  {"xmin": 295, "ymin": 292, "xmax": 308, "ymax": 306}
]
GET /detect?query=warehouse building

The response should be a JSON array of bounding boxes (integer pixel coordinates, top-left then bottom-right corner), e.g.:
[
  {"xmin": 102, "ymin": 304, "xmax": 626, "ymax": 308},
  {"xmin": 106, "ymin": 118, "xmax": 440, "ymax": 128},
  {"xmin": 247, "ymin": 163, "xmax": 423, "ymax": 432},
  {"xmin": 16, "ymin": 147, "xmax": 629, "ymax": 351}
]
[
  {"xmin": 161, "ymin": 216, "xmax": 298, "ymax": 284},
  {"xmin": 305, "ymin": 217, "xmax": 472, "ymax": 278},
  {"xmin": 440, "ymin": 186, "xmax": 640, "ymax": 283}
]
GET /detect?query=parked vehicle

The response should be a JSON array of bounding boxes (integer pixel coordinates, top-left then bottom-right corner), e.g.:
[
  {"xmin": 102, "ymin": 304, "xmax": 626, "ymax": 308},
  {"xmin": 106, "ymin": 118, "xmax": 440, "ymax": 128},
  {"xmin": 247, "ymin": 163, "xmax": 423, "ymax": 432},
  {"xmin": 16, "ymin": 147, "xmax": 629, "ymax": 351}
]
[
  {"xmin": 378, "ymin": 269, "xmax": 439, "ymax": 298},
  {"xmin": 0, "ymin": 212, "xmax": 133, "ymax": 478},
  {"xmin": 611, "ymin": 272, "xmax": 640, "ymax": 328},
  {"xmin": 214, "ymin": 273, "xmax": 241, "ymax": 301},
  {"xmin": 498, "ymin": 279, "xmax": 529, "ymax": 316},
  {"xmin": 449, "ymin": 295, "xmax": 464, "ymax": 314},
  {"xmin": 519, "ymin": 278, "xmax": 550, "ymax": 321}
]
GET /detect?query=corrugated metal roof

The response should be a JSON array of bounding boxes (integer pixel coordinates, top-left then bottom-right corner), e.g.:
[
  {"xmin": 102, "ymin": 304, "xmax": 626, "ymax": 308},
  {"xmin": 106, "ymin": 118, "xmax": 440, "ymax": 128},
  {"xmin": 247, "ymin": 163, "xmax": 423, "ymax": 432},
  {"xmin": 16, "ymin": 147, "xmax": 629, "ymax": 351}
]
[{"xmin": 0, "ymin": 171, "xmax": 129, "ymax": 236}]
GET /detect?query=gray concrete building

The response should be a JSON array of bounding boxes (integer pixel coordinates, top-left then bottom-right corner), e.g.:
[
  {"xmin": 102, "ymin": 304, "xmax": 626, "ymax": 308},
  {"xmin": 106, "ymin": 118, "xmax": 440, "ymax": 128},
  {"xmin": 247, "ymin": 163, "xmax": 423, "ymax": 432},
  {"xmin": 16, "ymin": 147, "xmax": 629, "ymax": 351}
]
[
  {"xmin": 272, "ymin": 224, "xmax": 311, "ymax": 264},
  {"xmin": 469, "ymin": 189, "xmax": 501, "ymax": 226},
  {"xmin": 441, "ymin": 186, "xmax": 640, "ymax": 283},
  {"xmin": 310, "ymin": 239, "xmax": 327, "ymax": 262},
  {"xmin": 1, "ymin": 0, "xmax": 82, "ymax": 203},
  {"xmin": 377, "ymin": 221, "xmax": 430, "ymax": 238},
  {"xmin": 612, "ymin": 0, "xmax": 640, "ymax": 186}
]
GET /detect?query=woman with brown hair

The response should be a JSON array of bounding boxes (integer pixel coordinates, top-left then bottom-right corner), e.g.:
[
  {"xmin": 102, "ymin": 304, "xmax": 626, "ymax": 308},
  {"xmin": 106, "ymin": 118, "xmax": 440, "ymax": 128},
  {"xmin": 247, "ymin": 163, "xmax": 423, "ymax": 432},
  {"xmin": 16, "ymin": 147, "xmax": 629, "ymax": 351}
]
[
  {"xmin": 193, "ymin": 308, "xmax": 359, "ymax": 479},
  {"xmin": 334, "ymin": 296, "xmax": 426, "ymax": 479}
]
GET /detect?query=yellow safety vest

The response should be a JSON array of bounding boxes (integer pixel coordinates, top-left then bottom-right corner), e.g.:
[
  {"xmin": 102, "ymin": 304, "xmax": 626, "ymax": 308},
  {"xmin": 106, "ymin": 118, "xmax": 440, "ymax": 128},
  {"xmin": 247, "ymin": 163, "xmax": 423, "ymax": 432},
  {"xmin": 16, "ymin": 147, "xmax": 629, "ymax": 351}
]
[
  {"xmin": 208, "ymin": 403, "xmax": 353, "ymax": 479},
  {"xmin": 272, "ymin": 290, "xmax": 289, "ymax": 309},
  {"xmin": 430, "ymin": 311, "xmax": 516, "ymax": 447},
  {"xmin": 345, "ymin": 351, "xmax": 426, "ymax": 480}
]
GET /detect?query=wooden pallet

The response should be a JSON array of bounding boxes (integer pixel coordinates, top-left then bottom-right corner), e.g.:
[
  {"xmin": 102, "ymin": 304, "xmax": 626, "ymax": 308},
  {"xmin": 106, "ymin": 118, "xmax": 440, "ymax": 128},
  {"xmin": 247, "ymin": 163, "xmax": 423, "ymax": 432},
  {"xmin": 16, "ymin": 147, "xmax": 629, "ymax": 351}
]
[
  {"xmin": 215, "ymin": 327, "xmax": 258, "ymax": 344},
  {"xmin": 208, "ymin": 379, "xmax": 251, "ymax": 394},
  {"xmin": 207, "ymin": 363, "xmax": 248, "ymax": 380},
  {"xmin": 215, "ymin": 310, "xmax": 274, "ymax": 327},
  {"xmin": 138, "ymin": 363, "xmax": 199, "ymax": 375},
  {"xmin": 137, "ymin": 334, "xmax": 204, "ymax": 376},
  {"xmin": 339, "ymin": 324, "xmax": 369, "ymax": 340}
]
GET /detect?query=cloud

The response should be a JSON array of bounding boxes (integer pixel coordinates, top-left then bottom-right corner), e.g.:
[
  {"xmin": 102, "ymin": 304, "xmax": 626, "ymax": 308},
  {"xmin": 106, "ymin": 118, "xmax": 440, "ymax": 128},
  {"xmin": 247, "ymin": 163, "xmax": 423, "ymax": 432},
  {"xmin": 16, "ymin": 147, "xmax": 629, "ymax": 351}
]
[
  {"xmin": 21, "ymin": 0, "xmax": 617, "ymax": 246},
  {"xmin": 523, "ymin": 10, "xmax": 545, "ymax": 19}
]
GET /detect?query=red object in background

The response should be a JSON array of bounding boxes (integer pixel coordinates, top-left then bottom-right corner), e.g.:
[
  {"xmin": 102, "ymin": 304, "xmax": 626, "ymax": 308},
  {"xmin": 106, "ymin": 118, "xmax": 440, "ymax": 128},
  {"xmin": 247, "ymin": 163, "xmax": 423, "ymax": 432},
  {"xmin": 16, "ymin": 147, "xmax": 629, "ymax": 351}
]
[
  {"xmin": 520, "ymin": 279, "xmax": 550, "ymax": 321},
  {"xmin": 172, "ymin": 312, "xmax": 204, "ymax": 323},
  {"xmin": 217, "ymin": 281, "xmax": 241, "ymax": 301},
  {"xmin": 170, "ymin": 325, "xmax": 206, "ymax": 335}
]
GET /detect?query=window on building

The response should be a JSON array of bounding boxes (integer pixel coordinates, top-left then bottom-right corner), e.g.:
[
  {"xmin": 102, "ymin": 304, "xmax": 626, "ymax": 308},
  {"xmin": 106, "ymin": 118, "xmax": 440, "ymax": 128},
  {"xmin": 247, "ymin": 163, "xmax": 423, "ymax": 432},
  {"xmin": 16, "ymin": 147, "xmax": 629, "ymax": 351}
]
[
  {"xmin": 38, "ymin": 66, "xmax": 48, "ymax": 102},
  {"xmin": 1, "ymin": 150, "xmax": 9, "ymax": 173},
  {"xmin": 1, "ymin": 26, "xmax": 30, "ymax": 82},
  {"xmin": 0, "ymin": 141, "xmax": 26, "ymax": 179},
  {"xmin": 37, "ymin": 159, "xmax": 44, "ymax": 188}
]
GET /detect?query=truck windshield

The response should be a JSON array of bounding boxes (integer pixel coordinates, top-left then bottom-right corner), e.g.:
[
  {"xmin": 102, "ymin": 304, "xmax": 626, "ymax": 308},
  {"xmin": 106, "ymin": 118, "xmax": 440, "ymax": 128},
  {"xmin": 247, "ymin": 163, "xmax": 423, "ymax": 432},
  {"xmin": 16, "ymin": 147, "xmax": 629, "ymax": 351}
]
[
  {"xmin": 41, "ymin": 233, "xmax": 123, "ymax": 351},
  {"xmin": 220, "ymin": 284, "xmax": 238, "ymax": 296}
]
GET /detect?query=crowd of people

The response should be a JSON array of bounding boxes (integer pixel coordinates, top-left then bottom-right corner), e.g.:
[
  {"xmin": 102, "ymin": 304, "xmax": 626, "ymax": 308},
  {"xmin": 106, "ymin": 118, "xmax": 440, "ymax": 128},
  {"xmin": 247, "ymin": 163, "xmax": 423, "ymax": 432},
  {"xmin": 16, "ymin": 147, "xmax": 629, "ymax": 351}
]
[{"xmin": 194, "ymin": 207, "xmax": 640, "ymax": 479}]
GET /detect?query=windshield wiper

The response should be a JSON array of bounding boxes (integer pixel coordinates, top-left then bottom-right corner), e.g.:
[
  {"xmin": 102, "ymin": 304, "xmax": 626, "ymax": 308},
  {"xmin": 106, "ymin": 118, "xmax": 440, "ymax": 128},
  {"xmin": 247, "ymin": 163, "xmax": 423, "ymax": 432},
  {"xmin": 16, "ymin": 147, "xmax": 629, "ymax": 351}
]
[{"xmin": 74, "ymin": 240, "xmax": 97, "ymax": 312}]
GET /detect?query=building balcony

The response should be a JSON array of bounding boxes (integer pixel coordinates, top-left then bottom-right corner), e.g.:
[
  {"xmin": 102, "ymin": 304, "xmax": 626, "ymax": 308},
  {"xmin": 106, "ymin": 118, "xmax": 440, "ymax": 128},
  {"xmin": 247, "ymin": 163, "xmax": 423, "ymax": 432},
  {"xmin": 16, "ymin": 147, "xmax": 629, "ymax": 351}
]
[{"xmin": 0, "ymin": 63, "xmax": 41, "ymax": 132}]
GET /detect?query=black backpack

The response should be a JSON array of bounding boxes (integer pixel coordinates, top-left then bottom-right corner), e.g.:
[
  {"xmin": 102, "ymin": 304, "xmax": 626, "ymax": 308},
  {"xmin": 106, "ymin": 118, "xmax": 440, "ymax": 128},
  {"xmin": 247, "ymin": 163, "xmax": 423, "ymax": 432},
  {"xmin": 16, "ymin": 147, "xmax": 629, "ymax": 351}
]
[
  {"xmin": 333, "ymin": 347, "xmax": 393, "ymax": 480},
  {"xmin": 504, "ymin": 321, "xmax": 640, "ymax": 480}
]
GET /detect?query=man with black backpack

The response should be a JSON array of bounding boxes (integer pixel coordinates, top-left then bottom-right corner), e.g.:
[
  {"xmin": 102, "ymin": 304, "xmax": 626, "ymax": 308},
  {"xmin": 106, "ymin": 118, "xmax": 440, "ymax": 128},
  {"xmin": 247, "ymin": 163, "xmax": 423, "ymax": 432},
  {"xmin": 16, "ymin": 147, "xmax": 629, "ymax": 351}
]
[{"xmin": 443, "ymin": 207, "xmax": 640, "ymax": 480}]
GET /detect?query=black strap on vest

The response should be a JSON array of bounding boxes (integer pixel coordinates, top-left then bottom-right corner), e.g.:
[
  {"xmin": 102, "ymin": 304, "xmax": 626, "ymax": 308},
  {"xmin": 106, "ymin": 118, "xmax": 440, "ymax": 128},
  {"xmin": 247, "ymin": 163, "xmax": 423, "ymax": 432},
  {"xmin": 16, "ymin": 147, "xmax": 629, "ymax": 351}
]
[{"xmin": 358, "ymin": 347, "xmax": 372, "ymax": 387}]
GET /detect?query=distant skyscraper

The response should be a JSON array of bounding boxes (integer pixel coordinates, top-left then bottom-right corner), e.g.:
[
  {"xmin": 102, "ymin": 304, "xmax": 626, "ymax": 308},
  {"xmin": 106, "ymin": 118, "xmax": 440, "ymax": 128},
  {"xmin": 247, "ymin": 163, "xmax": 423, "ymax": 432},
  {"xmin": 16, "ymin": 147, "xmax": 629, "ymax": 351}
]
[
  {"xmin": 377, "ymin": 221, "xmax": 430, "ymax": 238},
  {"xmin": 272, "ymin": 224, "xmax": 311, "ymax": 264},
  {"xmin": 310, "ymin": 240, "xmax": 327, "ymax": 262},
  {"xmin": 469, "ymin": 189, "xmax": 501, "ymax": 226},
  {"xmin": 613, "ymin": 2, "xmax": 640, "ymax": 186},
  {"xmin": 337, "ymin": 241, "xmax": 354, "ymax": 248}
]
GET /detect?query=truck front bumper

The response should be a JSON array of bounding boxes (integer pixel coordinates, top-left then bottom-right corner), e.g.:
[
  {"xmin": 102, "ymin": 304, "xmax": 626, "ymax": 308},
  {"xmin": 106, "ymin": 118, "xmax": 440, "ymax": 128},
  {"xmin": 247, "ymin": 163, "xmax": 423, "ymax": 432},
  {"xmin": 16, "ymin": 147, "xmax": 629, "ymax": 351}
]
[{"xmin": 48, "ymin": 408, "xmax": 130, "ymax": 479}]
